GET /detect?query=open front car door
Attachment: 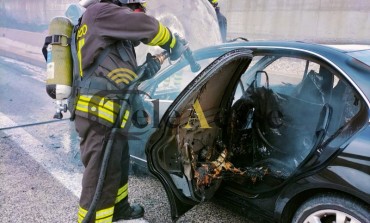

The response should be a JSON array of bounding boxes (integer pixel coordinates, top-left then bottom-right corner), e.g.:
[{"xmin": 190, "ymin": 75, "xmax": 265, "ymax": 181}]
[{"xmin": 146, "ymin": 49, "xmax": 253, "ymax": 220}]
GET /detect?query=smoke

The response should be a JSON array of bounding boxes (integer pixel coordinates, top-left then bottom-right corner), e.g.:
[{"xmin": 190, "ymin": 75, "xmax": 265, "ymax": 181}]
[
  {"xmin": 1, "ymin": 0, "xmax": 221, "ymax": 63},
  {"xmin": 136, "ymin": 0, "xmax": 222, "ymax": 64}
]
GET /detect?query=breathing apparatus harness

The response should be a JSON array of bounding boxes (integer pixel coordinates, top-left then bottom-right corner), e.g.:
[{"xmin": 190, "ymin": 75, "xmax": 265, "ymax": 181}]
[{"xmin": 68, "ymin": 16, "xmax": 116, "ymax": 121}]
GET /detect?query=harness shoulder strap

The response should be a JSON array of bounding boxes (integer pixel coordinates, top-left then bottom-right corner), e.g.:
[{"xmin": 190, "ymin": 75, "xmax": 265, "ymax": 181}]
[
  {"xmin": 70, "ymin": 19, "xmax": 114, "ymax": 119},
  {"xmin": 68, "ymin": 23, "xmax": 82, "ymax": 120},
  {"xmin": 116, "ymin": 40, "xmax": 131, "ymax": 62}
]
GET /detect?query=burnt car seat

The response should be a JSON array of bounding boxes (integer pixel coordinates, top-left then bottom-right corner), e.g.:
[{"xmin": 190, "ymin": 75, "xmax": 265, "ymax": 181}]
[
  {"xmin": 296, "ymin": 70, "xmax": 322, "ymax": 103},
  {"xmin": 318, "ymin": 66, "xmax": 334, "ymax": 102},
  {"xmin": 275, "ymin": 67, "xmax": 334, "ymax": 162},
  {"xmin": 295, "ymin": 67, "xmax": 334, "ymax": 104}
]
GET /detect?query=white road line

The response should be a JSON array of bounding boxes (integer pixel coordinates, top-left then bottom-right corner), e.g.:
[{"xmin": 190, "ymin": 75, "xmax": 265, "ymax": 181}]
[{"xmin": 0, "ymin": 112, "xmax": 82, "ymax": 197}]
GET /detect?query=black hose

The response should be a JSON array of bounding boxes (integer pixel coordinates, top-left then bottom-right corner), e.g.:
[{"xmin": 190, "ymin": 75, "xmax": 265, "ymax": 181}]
[{"xmin": 0, "ymin": 118, "xmax": 68, "ymax": 131}]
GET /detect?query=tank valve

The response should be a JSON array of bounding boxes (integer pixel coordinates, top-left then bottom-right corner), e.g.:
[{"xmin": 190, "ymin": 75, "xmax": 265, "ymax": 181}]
[{"xmin": 53, "ymin": 100, "xmax": 68, "ymax": 119}]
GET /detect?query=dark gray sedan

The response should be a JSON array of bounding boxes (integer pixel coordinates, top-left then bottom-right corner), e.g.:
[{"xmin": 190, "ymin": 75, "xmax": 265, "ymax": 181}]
[{"xmin": 128, "ymin": 40, "xmax": 370, "ymax": 223}]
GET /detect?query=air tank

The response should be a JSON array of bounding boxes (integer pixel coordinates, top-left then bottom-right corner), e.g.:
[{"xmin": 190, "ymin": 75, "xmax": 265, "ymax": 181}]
[{"xmin": 45, "ymin": 16, "xmax": 73, "ymax": 119}]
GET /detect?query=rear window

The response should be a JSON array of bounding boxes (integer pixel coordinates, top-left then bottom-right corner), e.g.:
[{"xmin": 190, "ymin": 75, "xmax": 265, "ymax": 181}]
[{"xmin": 347, "ymin": 50, "xmax": 370, "ymax": 67}]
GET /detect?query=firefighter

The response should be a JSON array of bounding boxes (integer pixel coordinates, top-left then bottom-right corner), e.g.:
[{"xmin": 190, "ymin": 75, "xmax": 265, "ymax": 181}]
[
  {"xmin": 74, "ymin": 0, "xmax": 187, "ymax": 222},
  {"xmin": 209, "ymin": 0, "xmax": 228, "ymax": 42}
]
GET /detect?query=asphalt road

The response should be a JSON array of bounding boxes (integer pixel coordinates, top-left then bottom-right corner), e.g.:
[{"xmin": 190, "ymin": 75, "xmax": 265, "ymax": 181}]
[{"xmin": 0, "ymin": 47, "xmax": 254, "ymax": 222}]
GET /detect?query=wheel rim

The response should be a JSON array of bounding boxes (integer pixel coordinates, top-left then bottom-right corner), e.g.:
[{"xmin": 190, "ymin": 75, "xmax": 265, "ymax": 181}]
[{"xmin": 303, "ymin": 209, "xmax": 361, "ymax": 223}]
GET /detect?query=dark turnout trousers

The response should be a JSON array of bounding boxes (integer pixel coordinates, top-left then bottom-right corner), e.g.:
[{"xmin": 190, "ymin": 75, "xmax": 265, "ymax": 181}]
[{"xmin": 75, "ymin": 116, "xmax": 130, "ymax": 223}]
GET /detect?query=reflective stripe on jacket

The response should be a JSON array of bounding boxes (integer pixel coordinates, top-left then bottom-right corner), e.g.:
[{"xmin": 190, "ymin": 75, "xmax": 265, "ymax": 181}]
[{"xmin": 75, "ymin": 94, "xmax": 130, "ymax": 128}]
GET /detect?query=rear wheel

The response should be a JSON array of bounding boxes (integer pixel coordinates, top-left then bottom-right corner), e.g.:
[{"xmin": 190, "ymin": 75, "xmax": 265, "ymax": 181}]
[{"xmin": 292, "ymin": 193, "xmax": 370, "ymax": 223}]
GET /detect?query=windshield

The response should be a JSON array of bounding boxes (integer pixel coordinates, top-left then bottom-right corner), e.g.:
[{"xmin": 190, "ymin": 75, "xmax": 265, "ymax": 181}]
[{"xmin": 347, "ymin": 49, "xmax": 370, "ymax": 67}]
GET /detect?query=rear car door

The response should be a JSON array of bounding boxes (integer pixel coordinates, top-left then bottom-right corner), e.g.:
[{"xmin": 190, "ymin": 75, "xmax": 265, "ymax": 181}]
[{"xmin": 146, "ymin": 49, "xmax": 253, "ymax": 220}]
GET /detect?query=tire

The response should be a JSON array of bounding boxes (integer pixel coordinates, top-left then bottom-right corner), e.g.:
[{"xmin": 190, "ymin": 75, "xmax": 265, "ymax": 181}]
[{"xmin": 292, "ymin": 193, "xmax": 370, "ymax": 223}]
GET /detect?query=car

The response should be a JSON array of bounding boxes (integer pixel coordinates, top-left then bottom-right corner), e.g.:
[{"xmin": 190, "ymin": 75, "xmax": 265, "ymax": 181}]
[{"xmin": 127, "ymin": 40, "xmax": 370, "ymax": 223}]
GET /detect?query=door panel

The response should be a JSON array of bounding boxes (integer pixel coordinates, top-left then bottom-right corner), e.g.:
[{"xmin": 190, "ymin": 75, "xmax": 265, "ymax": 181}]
[{"xmin": 147, "ymin": 49, "xmax": 253, "ymax": 220}]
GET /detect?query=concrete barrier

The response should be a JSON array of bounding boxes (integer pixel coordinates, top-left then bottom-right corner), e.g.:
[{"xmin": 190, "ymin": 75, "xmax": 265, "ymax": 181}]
[
  {"xmin": 2, "ymin": 0, "xmax": 370, "ymax": 45},
  {"xmin": 0, "ymin": 28, "xmax": 47, "ymax": 47},
  {"xmin": 0, "ymin": 28, "xmax": 46, "ymax": 68},
  {"xmin": 219, "ymin": 0, "xmax": 370, "ymax": 44}
]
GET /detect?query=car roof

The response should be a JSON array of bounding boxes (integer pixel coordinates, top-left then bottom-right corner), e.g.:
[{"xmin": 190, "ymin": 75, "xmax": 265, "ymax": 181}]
[
  {"xmin": 324, "ymin": 44, "xmax": 370, "ymax": 52},
  {"xmin": 197, "ymin": 40, "xmax": 345, "ymax": 54},
  {"xmin": 192, "ymin": 40, "xmax": 353, "ymax": 65},
  {"xmin": 195, "ymin": 40, "xmax": 370, "ymax": 55}
]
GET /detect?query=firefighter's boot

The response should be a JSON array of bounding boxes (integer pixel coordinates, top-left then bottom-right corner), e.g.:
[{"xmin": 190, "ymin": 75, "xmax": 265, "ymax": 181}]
[{"xmin": 113, "ymin": 203, "xmax": 144, "ymax": 221}]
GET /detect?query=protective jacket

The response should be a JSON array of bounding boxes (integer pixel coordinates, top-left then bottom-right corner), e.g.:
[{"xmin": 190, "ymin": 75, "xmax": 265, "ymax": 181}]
[{"xmin": 75, "ymin": 2, "xmax": 176, "ymax": 127}]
